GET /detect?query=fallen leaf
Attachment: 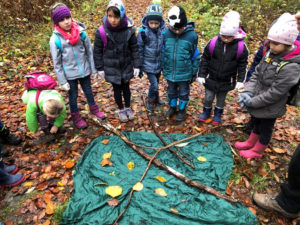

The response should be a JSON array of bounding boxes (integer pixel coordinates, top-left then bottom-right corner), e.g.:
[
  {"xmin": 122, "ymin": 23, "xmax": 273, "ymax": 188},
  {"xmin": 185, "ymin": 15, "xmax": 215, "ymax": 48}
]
[
  {"xmin": 156, "ymin": 176, "xmax": 167, "ymax": 182},
  {"xmin": 248, "ymin": 207, "xmax": 256, "ymax": 215},
  {"xmin": 197, "ymin": 156, "xmax": 207, "ymax": 162},
  {"xmin": 205, "ymin": 118, "xmax": 213, "ymax": 124},
  {"xmin": 170, "ymin": 208, "xmax": 178, "ymax": 213},
  {"xmin": 42, "ymin": 220, "xmax": 51, "ymax": 225},
  {"xmin": 65, "ymin": 161, "xmax": 74, "ymax": 169},
  {"xmin": 101, "ymin": 159, "xmax": 113, "ymax": 167},
  {"xmin": 94, "ymin": 182, "xmax": 108, "ymax": 186},
  {"xmin": 107, "ymin": 199, "xmax": 119, "ymax": 206},
  {"xmin": 132, "ymin": 182, "xmax": 144, "ymax": 191},
  {"xmin": 102, "ymin": 139, "xmax": 110, "ymax": 145},
  {"xmin": 102, "ymin": 152, "xmax": 112, "ymax": 159},
  {"xmin": 127, "ymin": 161, "xmax": 135, "ymax": 170},
  {"xmin": 155, "ymin": 188, "xmax": 167, "ymax": 197},
  {"xmin": 272, "ymin": 147, "xmax": 287, "ymax": 154},
  {"xmin": 105, "ymin": 186, "xmax": 122, "ymax": 198},
  {"xmin": 202, "ymin": 142, "xmax": 208, "ymax": 147},
  {"xmin": 274, "ymin": 174, "xmax": 280, "ymax": 183},
  {"xmin": 268, "ymin": 163, "xmax": 276, "ymax": 170},
  {"xmin": 175, "ymin": 142, "xmax": 189, "ymax": 147},
  {"xmin": 45, "ymin": 200, "xmax": 55, "ymax": 215},
  {"xmin": 23, "ymin": 181, "xmax": 34, "ymax": 188}
]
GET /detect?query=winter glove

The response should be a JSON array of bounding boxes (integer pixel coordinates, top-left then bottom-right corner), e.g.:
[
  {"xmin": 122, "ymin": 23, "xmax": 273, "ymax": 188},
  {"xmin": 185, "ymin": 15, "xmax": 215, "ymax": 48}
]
[
  {"xmin": 61, "ymin": 83, "xmax": 70, "ymax": 91},
  {"xmin": 98, "ymin": 71, "xmax": 105, "ymax": 79},
  {"xmin": 91, "ymin": 73, "xmax": 98, "ymax": 79},
  {"xmin": 235, "ymin": 82, "xmax": 244, "ymax": 90},
  {"xmin": 133, "ymin": 68, "xmax": 140, "ymax": 78},
  {"xmin": 238, "ymin": 92, "xmax": 253, "ymax": 107},
  {"xmin": 139, "ymin": 70, "xmax": 144, "ymax": 78},
  {"xmin": 196, "ymin": 77, "xmax": 205, "ymax": 85}
]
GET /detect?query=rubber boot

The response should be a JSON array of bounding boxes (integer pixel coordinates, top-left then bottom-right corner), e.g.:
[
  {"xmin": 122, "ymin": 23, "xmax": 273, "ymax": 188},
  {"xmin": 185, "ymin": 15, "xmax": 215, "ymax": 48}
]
[
  {"xmin": 0, "ymin": 161, "xmax": 24, "ymax": 187},
  {"xmin": 0, "ymin": 160, "xmax": 18, "ymax": 174},
  {"xmin": 198, "ymin": 107, "xmax": 212, "ymax": 122},
  {"xmin": 146, "ymin": 98, "xmax": 155, "ymax": 112},
  {"xmin": 239, "ymin": 141, "xmax": 268, "ymax": 159},
  {"xmin": 165, "ymin": 98, "xmax": 177, "ymax": 117},
  {"xmin": 90, "ymin": 104, "xmax": 106, "ymax": 119},
  {"xmin": 71, "ymin": 112, "xmax": 87, "ymax": 129},
  {"xmin": 212, "ymin": 107, "xmax": 223, "ymax": 125},
  {"xmin": 176, "ymin": 100, "xmax": 188, "ymax": 121},
  {"xmin": 234, "ymin": 132, "xmax": 260, "ymax": 150},
  {"xmin": 0, "ymin": 126, "xmax": 21, "ymax": 145}
]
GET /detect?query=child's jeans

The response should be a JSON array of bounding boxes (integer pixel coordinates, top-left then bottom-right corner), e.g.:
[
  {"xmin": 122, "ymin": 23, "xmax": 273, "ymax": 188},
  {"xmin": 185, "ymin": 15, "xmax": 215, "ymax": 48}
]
[
  {"xmin": 204, "ymin": 88, "xmax": 228, "ymax": 108},
  {"xmin": 37, "ymin": 113, "xmax": 54, "ymax": 134},
  {"xmin": 68, "ymin": 76, "xmax": 96, "ymax": 113},
  {"xmin": 252, "ymin": 117, "xmax": 276, "ymax": 145},
  {"xmin": 167, "ymin": 80, "xmax": 190, "ymax": 102},
  {"xmin": 147, "ymin": 73, "xmax": 160, "ymax": 100},
  {"xmin": 112, "ymin": 81, "xmax": 131, "ymax": 110}
]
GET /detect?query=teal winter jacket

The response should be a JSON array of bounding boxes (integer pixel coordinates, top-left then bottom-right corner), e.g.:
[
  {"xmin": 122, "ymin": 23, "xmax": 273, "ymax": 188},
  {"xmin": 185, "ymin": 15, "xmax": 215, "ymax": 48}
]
[{"xmin": 162, "ymin": 22, "xmax": 200, "ymax": 82}]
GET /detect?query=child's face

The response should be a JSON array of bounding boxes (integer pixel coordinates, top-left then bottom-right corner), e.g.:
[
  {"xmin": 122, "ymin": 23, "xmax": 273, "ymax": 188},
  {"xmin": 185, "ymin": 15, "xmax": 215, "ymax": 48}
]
[
  {"xmin": 220, "ymin": 35, "xmax": 234, "ymax": 43},
  {"xmin": 107, "ymin": 8, "xmax": 121, "ymax": 27},
  {"xmin": 58, "ymin": 16, "xmax": 72, "ymax": 32},
  {"xmin": 269, "ymin": 41, "xmax": 291, "ymax": 55},
  {"xmin": 169, "ymin": 26, "xmax": 185, "ymax": 35},
  {"xmin": 148, "ymin": 20, "xmax": 160, "ymax": 29}
]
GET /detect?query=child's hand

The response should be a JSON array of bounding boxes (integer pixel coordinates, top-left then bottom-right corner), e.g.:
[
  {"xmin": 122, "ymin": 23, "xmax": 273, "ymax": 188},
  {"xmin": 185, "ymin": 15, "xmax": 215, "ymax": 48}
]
[
  {"xmin": 235, "ymin": 82, "xmax": 244, "ymax": 90},
  {"xmin": 50, "ymin": 126, "xmax": 59, "ymax": 134},
  {"xmin": 91, "ymin": 73, "xmax": 98, "ymax": 79},
  {"xmin": 133, "ymin": 68, "xmax": 140, "ymax": 78},
  {"xmin": 61, "ymin": 83, "xmax": 70, "ymax": 91},
  {"xmin": 98, "ymin": 71, "xmax": 105, "ymax": 78},
  {"xmin": 196, "ymin": 77, "xmax": 205, "ymax": 85}
]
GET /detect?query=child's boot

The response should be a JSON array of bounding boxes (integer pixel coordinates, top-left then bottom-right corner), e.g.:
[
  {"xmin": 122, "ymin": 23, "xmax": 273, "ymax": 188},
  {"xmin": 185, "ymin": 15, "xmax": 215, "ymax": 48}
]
[
  {"xmin": 0, "ymin": 126, "xmax": 21, "ymax": 145},
  {"xmin": 165, "ymin": 99, "xmax": 177, "ymax": 117},
  {"xmin": 155, "ymin": 92, "xmax": 165, "ymax": 105},
  {"xmin": 198, "ymin": 107, "xmax": 212, "ymax": 122},
  {"xmin": 71, "ymin": 112, "xmax": 87, "ymax": 129},
  {"xmin": 125, "ymin": 107, "xmax": 135, "ymax": 120},
  {"xmin": 0, "ymin": 144, "xmax": 8, "ymax": 157},
  {"xmin": 212, "ymin": 107, "xmax": 224, "ymax": 125},
  {"xmin": 0, "ymin": 161, "xmax": 24, "ymax": 187},
  {"xmin": 234, "ymin": 132, "xmax": 259, "ymax": 150},
  {"xmin": 176, "ymin": 100, "xmax": 188, "ymax": 121},
  {"xmin": 117, "ymin": 109, "xmax": 128, "ymax": 122},
  {"xmin": 90, "ymin": 104, "xmax": 106, "ymax": 119},
  {"xmin": 239, "ymin": 141, "xmax": 268, "ymax": 159},
  {"xmin": 0, "ymin": 160, "xmax": 18, "ymax": 174},
  {"xmin": 146, "ymin": 98, "xmax": 155, "ymax": 112}
]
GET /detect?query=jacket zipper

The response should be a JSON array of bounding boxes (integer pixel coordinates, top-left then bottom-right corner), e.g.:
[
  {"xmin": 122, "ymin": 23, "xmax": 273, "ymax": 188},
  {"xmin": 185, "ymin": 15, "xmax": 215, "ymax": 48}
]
[{"xmin": 173, "ymin": 37, "xmax": 178, "ymax": 80}]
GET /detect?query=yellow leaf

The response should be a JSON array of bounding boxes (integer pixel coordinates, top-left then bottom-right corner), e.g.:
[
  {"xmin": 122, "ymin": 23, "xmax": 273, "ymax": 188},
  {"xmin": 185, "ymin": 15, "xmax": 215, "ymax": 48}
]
[
  {"xmin": 23, "ymin": 181, "xmax": 34, "ymax": 187},
  {"xmin": 170, "ymin": 208, "xmax": 178, "ymax": 213},
  {"xmin": 197, "ymin": 156, "xmax": 207, "ymax": 162},
  {"xmin": 132, "ymin": 182, "xmax": 144, "ymax": 191},
  {"xmin": 156, "ymin": 176, "xmax": 167, "ymax": 182},
  {"xmin": 127, "ymin": 161, "xmax": 135, "ymax": 170},
  {"xmin": 102, "ymin": 139, "xmax": 110, "ymax": 145},
  {"xmin": 272, "ymin": 147, "xmax": 286, "ymax": 154},
  {"xmin": 57, "ymin": 181, "xmax": 64, "ymax": 187},
  {"xmin": 155, "ymin": 188, "xmax": 167, "ymax": 197},
  {"xmin": 105, "ymin": 186, "xmax": 122, "ymax": 198},
  {"xmin": 45, "ymin": 200, "xmax": 56, "ymax": 215},
  {"xmin": 102, "ymin": 152, "xmax": 112, "ymax": 159},
  {"xmin": 101, "ymin": 158, "xmax": 113, "ymax": 167}
]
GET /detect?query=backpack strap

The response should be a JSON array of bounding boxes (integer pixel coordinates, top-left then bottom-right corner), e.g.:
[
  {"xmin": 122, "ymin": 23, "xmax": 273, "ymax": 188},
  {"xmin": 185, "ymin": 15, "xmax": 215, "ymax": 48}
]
[
  {"xmin": 138, "ymin": 28, "xmax": 147, "ymax": 45},
  {"xmin": 80, "ymin": 31, "xmax": 87, "ymax": 41},
  {"xmin": 98, "ymin": 25, "xmax": 107, "ymax": 52},
  {"xmin": 276, "ymin": 61, "xmax": 290, "ymax": 73},
  {"xmin": 191, "ymin": 48, "xmax": 200, "ymax": 61},
  {"xmin": 262, "ymin": 40, "xmax": 269, "ymax": 57},
  {"xmin": 236, "ymin": 40, "xmax": 244, "ymax": 60},
  {"xmin": 54, "ymin": 33, "xmax": 62, "ymax": 52},
  {"xmin": 209, "ymin": 36, "xmax": 218, "ymax": 58}
]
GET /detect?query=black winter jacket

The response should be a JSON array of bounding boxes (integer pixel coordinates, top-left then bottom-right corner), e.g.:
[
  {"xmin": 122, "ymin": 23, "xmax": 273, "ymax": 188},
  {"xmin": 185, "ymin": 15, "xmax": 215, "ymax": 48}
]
[
  {"xmin": 198, "ymin": 36, "xmax": 248, "ymax": 92},
  {"xmin": 93, "ymin": 17, "xmax": 140, "ymax": 85}
]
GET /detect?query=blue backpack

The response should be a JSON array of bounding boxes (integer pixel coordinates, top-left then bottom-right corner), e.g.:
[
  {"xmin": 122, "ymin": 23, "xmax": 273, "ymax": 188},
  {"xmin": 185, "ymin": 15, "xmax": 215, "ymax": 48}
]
[{"xmin": 54, "ymin": 31, "xmax": 87, "ymax": 52}]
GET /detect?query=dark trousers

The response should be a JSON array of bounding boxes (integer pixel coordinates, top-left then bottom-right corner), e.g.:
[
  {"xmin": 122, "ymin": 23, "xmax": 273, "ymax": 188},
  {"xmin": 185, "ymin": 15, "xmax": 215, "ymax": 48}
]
[
  {"xmin": 167, "ymin": 80, "xmax": 190, "ymax": 101},
  {"xmin": 68, "ymin": 76, "xmax": 96, "ymax": 113},
  {"xmin": 276, "ymin": 144, "xmax": 300, "ymax": 214},
  {"xmin": 147, "ymin": 73, "xmax": 160, "ymax": 100},
  {"xmin": 112, "ymin": 81, "xmax": 131, "ymax": 109},
  {"xmin": 252, "ymin": 117, "xmax": 276, "ymax": 145},
  {"xmin": 204, "ymin": 88, "xmax": 228, "ymax": 108}
]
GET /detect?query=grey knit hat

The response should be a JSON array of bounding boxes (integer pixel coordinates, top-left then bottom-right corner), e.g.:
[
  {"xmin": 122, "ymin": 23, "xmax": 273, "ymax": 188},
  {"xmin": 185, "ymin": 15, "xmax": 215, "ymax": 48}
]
[{"xmin": 146, "ymin": 3, "xmax": 163, "ymax": 22}]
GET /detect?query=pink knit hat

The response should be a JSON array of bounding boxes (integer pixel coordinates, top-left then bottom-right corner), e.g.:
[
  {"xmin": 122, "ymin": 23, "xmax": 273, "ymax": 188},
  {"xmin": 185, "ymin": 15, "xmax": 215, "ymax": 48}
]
[
  {"xmin": 267, "ymin": 13, "xmax": 298, "ymax": 45},
  {"xmin": 219, "ymin": 11, "xmax": 240, "ymax": 36}
]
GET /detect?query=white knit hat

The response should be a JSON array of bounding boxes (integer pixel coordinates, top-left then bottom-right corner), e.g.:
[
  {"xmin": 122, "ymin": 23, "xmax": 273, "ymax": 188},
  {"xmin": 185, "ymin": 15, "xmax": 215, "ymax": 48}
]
[
  {"xmin": 268, "ymin": 13, "xmax": 298, "ymax": 45},
  {"xmin": 219, "ymin": 11, "xmax": 240, "ymax": 36}
]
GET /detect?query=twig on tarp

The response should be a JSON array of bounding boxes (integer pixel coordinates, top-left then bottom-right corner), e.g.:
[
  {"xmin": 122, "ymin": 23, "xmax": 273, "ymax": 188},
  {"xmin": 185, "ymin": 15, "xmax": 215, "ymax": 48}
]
[
  {"xmin": 142, "ymin": 96, "xmax": 195, "ymax": 169},
  {"xmin": 89, "ymin": 115, "xmax": 239, "ymax": 205}
]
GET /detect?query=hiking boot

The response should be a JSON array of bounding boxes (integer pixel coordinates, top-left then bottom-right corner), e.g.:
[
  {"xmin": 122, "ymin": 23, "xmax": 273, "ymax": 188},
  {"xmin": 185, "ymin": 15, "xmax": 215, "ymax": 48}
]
[
  {"xmin": 0, "ymin": 161, "xmax": 18, "ymax": 174},
  {"xmin": 198, "ymin": 107, "xmax": 212, "ymax": 122},
  {"xmin": 165, "ymin": 107, "xmax": 177, "ymax": 117},
  {"xmin": 117, "ymin": 109, "xmax": 128, "ymax": 122},
  {"xmin": 0, "ymin": 144, "xmax": 8, "ymax": 157},
  {"xmin": 125, "ymin": 107, "xmax": 134, "ymax": 120},
  {"xmin": 0, "ymin": 172, "xmax": 25, "ymax": 187},
  {"xmin": 146, "ymin": 99, "xmax": 155, "ymax": 112},
  {"xmin": 176, "ymin": 109, "xmax": 186, "ymax": 121},
  {"xmin": 155, "ymin": 93, "xmax": 165, "ymax": 105},
  {"xmin": 90, "ymin": 104, "xmax": 106, "ymax": 119},
  {"xmin": 0, "ymin": 126, "xmax": 21, "ymax": 145},
  {"xmin": 212, "ymin": 107, "xmax": 224, "ymax": 125},
  {"xmin": 252, "ymin": 192, "xmax": 299, "ymax": 218},
  {"xmin": 71, "ymin": 112, "xmax": 87, "ymax": 129}
]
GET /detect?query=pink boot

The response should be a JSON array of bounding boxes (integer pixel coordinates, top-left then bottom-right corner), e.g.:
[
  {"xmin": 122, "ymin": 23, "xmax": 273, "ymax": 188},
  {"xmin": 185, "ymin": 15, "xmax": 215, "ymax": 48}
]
[
  {"xmin": 71, "ymin": 112, "xmax": 87, "ymax": 129},
  {"xmin": 239, "ymin": 141, "xmax": 268, "ymax": 159},
  {"xmin": 234, "ymin": 132, "xmax": 259, "ymax": 150},
  {"xmin": 90, "ymin": 104, "xmax": 106, "ymax": 119}
]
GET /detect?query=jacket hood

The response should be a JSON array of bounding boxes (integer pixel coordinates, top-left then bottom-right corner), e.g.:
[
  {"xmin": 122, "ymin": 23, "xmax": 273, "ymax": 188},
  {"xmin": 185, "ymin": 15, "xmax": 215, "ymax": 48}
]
[
  {"xmin": 283, "ymin": 40, "xmax": 300, "ymax": 61},
  {"xmin": 184, "ymin": 21, "xmax": 196, "ymax": 32},
  {"xmin": 141, "ymin": 16, "xmax": 165, "ymax": 29},
  {"xmin": 234, "ymin": 27, "xmax": 246, "ymax": 40},
  {"xmin": 102, "ymin": 16, "xmax": 134, "ymax": 28}
]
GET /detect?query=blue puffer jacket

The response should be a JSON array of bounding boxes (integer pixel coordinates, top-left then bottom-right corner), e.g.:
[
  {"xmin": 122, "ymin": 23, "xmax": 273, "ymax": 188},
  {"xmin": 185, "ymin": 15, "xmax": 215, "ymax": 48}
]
[
  {"xmin": 137, "ymin": 17, "xmax": 165, "ymax": 74},
  {"xmin": 162, "ymin": 22, "xmax": 200, "ymax": 82}
]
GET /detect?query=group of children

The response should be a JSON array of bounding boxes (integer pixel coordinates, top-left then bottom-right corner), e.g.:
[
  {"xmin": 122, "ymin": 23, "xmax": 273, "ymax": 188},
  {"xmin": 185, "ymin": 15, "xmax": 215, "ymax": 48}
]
[{"xmin": 19, "ymin": 0, "xmax": 300, "ymax": 163}]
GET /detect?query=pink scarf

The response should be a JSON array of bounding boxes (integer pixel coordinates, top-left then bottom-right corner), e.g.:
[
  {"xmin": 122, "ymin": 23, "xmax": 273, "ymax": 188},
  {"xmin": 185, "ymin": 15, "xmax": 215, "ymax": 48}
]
[{"xmin": 55, "ymin": 22, "xmax": 80, "ymax": 45}]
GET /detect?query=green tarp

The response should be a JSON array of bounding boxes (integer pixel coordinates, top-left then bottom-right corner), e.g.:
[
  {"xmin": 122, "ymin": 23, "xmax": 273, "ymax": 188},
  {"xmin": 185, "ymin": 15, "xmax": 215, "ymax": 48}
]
[{"xmin": 60, "ymin": 132, "xmax": 257, "ymax": 225}]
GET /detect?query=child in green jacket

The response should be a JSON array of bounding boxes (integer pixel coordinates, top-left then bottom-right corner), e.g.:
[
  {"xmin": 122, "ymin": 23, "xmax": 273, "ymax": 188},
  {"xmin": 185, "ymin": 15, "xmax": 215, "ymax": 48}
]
[{"xmin": 22, "ymin": 89, "xmax": 66, "ymax": 134}]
